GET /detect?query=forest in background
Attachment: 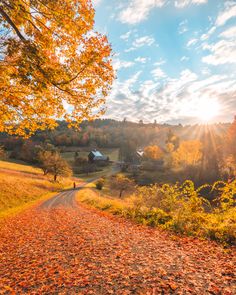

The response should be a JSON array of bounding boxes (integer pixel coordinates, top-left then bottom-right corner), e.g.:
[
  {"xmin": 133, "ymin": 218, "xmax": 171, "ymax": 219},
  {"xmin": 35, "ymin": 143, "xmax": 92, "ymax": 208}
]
[{"xmin": 0, "ymin": 118, "xmax": 234, "ymax": 185}]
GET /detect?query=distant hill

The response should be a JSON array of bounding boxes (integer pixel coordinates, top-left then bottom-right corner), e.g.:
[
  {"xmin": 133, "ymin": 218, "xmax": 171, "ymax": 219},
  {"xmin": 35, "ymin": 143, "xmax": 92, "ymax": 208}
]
[{"xmin": 0, "ymin": 119, "xmax": 230, "ymax": 151}]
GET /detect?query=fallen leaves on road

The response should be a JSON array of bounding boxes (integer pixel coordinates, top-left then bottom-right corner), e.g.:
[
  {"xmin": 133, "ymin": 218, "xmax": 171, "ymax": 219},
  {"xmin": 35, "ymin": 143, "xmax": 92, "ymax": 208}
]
[{"xmin": 0, "ymin": 205, "xmax": 235, "ymax": 294}]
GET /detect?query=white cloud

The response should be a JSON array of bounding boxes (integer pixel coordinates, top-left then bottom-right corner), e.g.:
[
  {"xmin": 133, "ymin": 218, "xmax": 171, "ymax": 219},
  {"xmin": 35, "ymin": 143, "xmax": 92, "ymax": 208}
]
[
  {"xmin": 124, "ymin": 47, "xmax": 136, "ymax": 53},
  {"xmin": 201, "ymin": 67, "xmax": 211, "ymax": 76},
  {"xmin": 106, "ymin": 68, "xmax": 236, "ymax": 123},
  {"xmin": 181, "ymin": 56, "xmax": 189, "ymax": 61},
  {"xmin": 175, "ymin": 0, "xmax": 207, "ymax": 8},
  {"xmin": 202, "ymin": 40, "xmax": 236, "ymax": 65},
  {"xmin": 120, "ymin": 31, "xmax": 132, "ymax": 41},
  {"xmin": 151, "ymin": 67, "xmax": 166, "ymax": 79},
  {"xmin": 112, "ymin": 59, "xmax": 135, "ymax": 70},
  {"xmin": 178, "ymin": 20, "xmax": 188, "ymax": 34},
  {"xmin": 118, "ymin": 0, "xmax": 165, "ymax": 24},
  {"xmin": 133, "ymin": 36, "xmax": 155, "ymax": 48},
  {"xmin": 200, "ymin": 26, "xmax": 216, "ymax": 41},
  {"xmin": 139, "ymin": 80, "xmax": 159, "ymax": 97},
  {"xmin": 220, "ymin": 26, "xmax": 236, "ymax": 39},
  {"xmin": 216, "ymin": 3, "xmax": 236, "ymax": 26},
  {"xmin": 135, "ymin": 57, "xmax": 148, "ymax": 63},
  {"xmin": 154, "ymin": 59, "xmax": 166, "ymax": 66},
  {"xmin": 187, "ymin": 38, "xmax": 198, "ymax": 47}
]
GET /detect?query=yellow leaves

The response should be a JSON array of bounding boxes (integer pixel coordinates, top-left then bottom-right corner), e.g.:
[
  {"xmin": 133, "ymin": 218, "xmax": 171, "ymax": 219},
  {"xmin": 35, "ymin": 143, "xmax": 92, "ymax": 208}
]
[
  {"xmin": 172, "ymin": 140, "xmax": 202, "ymax": 168},
  {"xmin": 0, "ymin": 0, "xmax": 114, "ymax": 137},
  {"xmin": 144, "ymin": 145, "xmax": 164, "ymax": 160},
  {"xmin": 3, "ymin": 285, "xmax": 13, "ymax": 292}
]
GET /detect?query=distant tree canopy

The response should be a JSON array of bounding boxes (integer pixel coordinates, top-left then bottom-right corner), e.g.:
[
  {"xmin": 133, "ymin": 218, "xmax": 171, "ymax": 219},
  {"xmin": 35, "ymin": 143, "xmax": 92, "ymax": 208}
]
[
  {"xmin": 166, "ymin": 129, "xmax": 180, "ymax": 151},
  {"xmin": 144, "ymin": 145, "xmax": 163, "ymax": 161},
  {"xmin": 219, "ymin": 117, "xmax": 236, "ymax": 180},
  {"xmin": 0, "ymin": 0, "xmax": 114, "ymax": 136},
  {"xmin": 226, "ymin": 116, "xmax": 236, "ymax": 159},
  {"xmin": 172, "ymin": 140, "xmax": 202, "ymax": 168}
]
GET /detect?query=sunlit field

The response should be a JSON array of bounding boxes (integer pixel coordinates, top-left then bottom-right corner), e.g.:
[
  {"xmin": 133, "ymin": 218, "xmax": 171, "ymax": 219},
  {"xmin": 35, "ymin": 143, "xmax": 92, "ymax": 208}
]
[{"xmin": 0, "ymin": 160, "xmax": 71, "ymax": 218}]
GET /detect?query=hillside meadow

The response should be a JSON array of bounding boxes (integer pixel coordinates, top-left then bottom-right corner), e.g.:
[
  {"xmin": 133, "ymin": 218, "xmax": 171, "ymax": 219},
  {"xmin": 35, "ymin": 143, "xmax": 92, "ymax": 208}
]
[{"xmin": 0, "ymin": 160, "xmax": 74, "ymax": 218}]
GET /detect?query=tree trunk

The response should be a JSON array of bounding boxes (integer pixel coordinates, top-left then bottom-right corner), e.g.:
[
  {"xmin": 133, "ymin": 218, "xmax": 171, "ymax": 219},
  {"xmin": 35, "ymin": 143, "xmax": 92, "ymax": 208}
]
[
  {"xmin": 119, "ymin": 189, "xmax": 124, "ymax": 198},
  {"xmin": 54, "ymin": 174, "xmax": 57, "ymax": 182}
]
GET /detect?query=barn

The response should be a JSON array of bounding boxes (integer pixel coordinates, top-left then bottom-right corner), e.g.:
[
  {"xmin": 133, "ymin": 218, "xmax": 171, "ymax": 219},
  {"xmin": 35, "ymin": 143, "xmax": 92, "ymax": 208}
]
[{"xmin": 88, "ymin": 150, "xmax": 108, "ymax": 162}]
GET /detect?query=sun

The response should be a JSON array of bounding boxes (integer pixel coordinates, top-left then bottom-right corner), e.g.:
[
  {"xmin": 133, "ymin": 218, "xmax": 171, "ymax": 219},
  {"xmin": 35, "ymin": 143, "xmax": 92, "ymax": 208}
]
[{"xmin": 195, "ymin": 99, "xmax": 220, "ymax": 123}]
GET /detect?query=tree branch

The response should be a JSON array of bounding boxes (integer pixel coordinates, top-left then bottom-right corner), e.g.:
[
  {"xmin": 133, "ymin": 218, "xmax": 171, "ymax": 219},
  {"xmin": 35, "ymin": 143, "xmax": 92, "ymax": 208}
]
[{"xmin": 0, "ymin": 7, "xmax": 26, "ymax": 41}]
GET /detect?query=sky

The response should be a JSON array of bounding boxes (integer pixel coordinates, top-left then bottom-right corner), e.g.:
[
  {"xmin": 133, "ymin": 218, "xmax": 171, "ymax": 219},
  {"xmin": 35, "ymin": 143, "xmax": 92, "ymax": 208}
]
[{"xmin": 93, "ymin": 0, "xmax": 236, "ymax": 125}]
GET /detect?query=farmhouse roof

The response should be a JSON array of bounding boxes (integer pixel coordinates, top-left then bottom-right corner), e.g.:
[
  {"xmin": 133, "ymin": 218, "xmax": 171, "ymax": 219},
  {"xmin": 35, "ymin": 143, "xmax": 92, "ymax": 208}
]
[
  {"xmin": 91, "ymin": 150, "xmax": 103, "ymax": 157},
  {"xmin": 89, "ymin": 150, "xmax": 108, "ymax": 160}
]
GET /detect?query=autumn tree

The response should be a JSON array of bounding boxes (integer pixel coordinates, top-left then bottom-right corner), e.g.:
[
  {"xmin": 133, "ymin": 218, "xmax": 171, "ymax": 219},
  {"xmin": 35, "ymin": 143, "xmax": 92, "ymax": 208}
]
[
  {"xmin": 199, "ymin": 131, "xmax": 221, "ymax": 183},
  {"xmin": 38, "ymin": 151, "xmax": 72, "ymax": 181},
  {"xmin": 0, "ymin": 0, "xmax": 114, "ymax": 136},
  {"xmin": 144, "ymin": 145, "xmax": 163, "ymax": 161},
  {"xmin": 221, "ymin": 117, "xmax": 236, "ymax": 180},
  {"xmin": 172, "ymin": 140, "xmax": 202, "ymax": 168},
  {"xmin": 113, "ymin": 174, "xmax": 134, "ymax": 198},
  {"xmin": 119, "ymin": 141, "xmax": 137, "ymax": 163},
  {"xmin": 226, "ymin": 116, "xmax": 236, "ymax": 159},
  {"xmin": 166, "ymin": 129, "xmax": 179, "ymax": 151}
]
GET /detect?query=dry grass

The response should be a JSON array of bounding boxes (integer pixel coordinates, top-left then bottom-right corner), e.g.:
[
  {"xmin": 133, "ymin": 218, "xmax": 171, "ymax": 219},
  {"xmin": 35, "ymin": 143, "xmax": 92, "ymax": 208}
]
[
  {"xmin": 76, "ymin": 187, "xmax": 126, "ymax": 216},
  {"xmin": 0, "ymin": 160, "xmax": 41, "ymax": 174},
  {"xmin": 0, "ymin": 160, "xmax": 72, "ymax": 218}
]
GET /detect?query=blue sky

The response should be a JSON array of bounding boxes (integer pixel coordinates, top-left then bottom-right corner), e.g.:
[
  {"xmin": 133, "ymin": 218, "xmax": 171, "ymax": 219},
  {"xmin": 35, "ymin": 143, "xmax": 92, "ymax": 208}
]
[{"xmin": 93, "ymin": 0, "xmax": 236, "ymax": 124}]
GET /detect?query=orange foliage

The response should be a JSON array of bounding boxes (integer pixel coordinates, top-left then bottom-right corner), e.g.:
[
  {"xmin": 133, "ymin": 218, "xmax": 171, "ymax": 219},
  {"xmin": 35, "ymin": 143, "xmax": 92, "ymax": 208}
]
[
  {"xmin": 144, "ymin": 145, "xmax": 163, "ymax": 160},
  {"xmin": 0, "ymin": 0, "xmax": 114, "ymax": 136},
  {"xmin": 172, "ymin": 140, "xmax": 202, "ymax": 167},
  {"xmin": 0, "ymin": 207, "xmax": 235, "ymax": 293}
]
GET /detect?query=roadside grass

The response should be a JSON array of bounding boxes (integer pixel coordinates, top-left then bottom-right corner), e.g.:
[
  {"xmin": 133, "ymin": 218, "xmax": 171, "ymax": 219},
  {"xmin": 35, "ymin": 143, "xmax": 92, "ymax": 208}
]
[
  {"xmin": 76, "ymin": 182, "xmax": 236, "ymax": 246},
  {"xmin": 76, "ymin": 188, "xmax": 126, "ymax": 216},
  {"xmin": 0, "ymin": 160, "xmax": 72, "ymax": 219}
]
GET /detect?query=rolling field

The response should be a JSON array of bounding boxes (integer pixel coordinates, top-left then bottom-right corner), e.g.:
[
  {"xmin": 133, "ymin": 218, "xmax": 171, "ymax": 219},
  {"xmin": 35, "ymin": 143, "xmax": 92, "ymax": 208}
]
[{"xmin": 0, "ymin": 160, "xmax": 73, "ymax": 218}]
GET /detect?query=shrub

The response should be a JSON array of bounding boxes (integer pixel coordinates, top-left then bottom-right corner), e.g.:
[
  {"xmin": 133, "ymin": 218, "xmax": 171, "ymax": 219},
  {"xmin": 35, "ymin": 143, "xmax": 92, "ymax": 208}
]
[
  {"xmin": 127, "ymin": 180, "xmax": 236, "ymax": 245},
  {"xmin": 96, "ymin": 178, "xmax": 105, "ymax": 190},
  {"xmin": 79, "ymin": 179, "xmax": 236, "ymax": 246}
]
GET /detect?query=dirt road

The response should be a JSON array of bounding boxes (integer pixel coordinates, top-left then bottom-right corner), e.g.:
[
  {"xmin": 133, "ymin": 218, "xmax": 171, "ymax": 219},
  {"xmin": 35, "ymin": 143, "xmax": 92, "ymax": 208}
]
[
  {"xmin": 1, "ymin": 206, "xmax": 235, "ymax": 294},
  {"xmin": 41, "ymin": 163, "xmax": 120, "ymax": 209},
  {"xmin": 0, "ymin": 164, "xmax": 235, "ymax": 294}
]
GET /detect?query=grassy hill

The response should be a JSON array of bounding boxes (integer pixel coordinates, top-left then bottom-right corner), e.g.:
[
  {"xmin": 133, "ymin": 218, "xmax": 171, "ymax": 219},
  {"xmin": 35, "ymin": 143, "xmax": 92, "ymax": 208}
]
[{"xmin": 0, "ymin": 160, "xmax": 73, "ymax": 218}]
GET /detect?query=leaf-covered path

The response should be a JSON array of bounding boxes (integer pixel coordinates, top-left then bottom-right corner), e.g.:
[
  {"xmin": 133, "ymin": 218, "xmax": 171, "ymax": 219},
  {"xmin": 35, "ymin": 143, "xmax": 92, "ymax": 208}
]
[{"xmin": 0, "ymin": 204, "xmax": 235, "ymax": 294}]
